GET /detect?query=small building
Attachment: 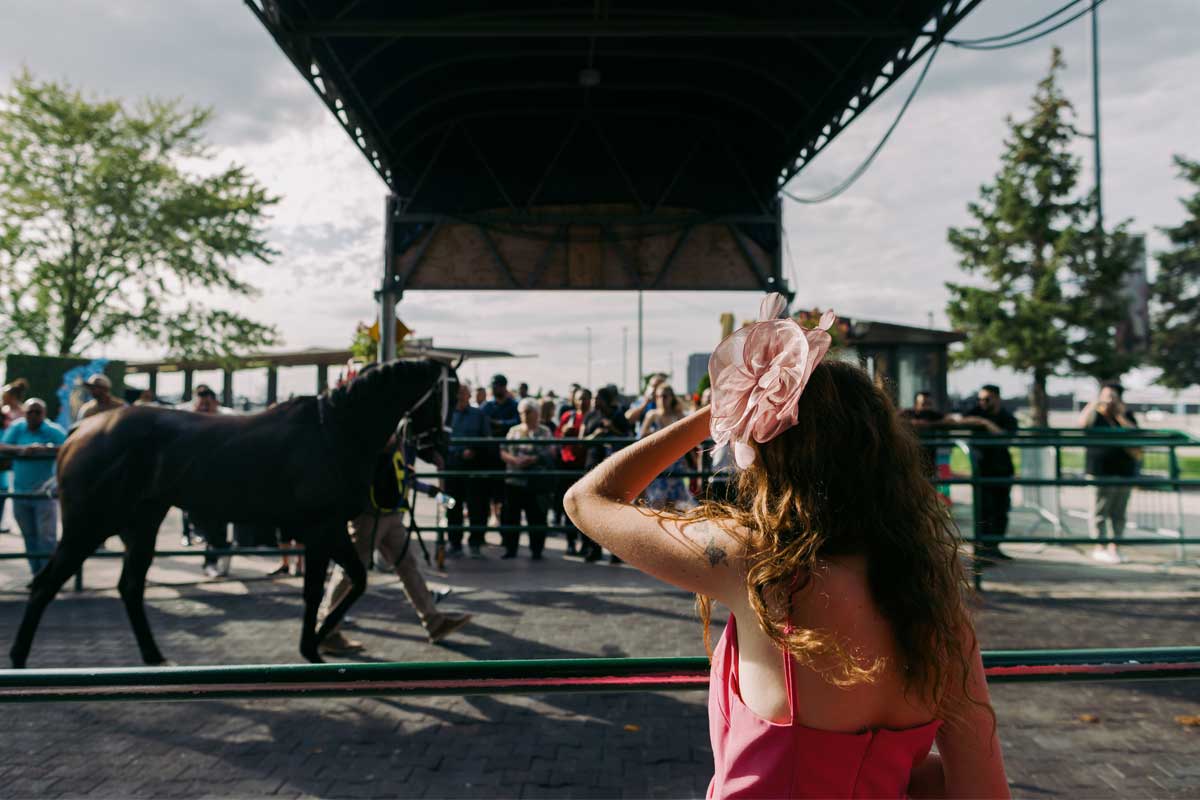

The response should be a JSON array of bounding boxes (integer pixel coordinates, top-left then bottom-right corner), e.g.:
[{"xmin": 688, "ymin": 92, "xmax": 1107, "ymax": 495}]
[{"xmin": 838, "ymin": 318, "xmax": 964, "ymax": 413}]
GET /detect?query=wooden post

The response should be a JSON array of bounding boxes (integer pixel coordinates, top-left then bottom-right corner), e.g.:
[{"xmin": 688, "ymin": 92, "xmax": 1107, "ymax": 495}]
[
  {"xmin": 266, "ymin": 366, "xmax": 278, "ymax": 406},
  {"xmin": 183, "ymin": 370, "xmax": 194, "ymax": 402},
  {"xmin": 147, "ymin": 369, "xmax": 158, "ymax": 398},
  {"xmin": 222, "ymin": 369, "xmax": 234, "ymax": 408},
  {"xmin": 317, "ymin": 364, "xmax": 329, "ymax": 394}
]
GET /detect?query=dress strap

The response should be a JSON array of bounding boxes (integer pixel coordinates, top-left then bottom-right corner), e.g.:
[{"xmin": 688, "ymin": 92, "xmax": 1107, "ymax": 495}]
[{"xmin": 781, "ymin": 570, "xmax": 802, "ymax": 723}]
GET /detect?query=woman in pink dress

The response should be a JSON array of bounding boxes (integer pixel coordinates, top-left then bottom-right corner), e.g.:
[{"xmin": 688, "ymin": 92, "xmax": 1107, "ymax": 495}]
[{"xmin": 566, "ymin": 295, "xmax": 1008, "ymax": 799}]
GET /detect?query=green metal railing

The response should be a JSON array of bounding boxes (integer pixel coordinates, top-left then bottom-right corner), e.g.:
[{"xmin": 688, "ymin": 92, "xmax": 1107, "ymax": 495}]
[
  {"xmin": 3, "ymin": 429, "xmax": 1196, "ymax": 594},
  {"xmin": 0, "ymin": 647, "xmax": 1196, "ymax": 703}
]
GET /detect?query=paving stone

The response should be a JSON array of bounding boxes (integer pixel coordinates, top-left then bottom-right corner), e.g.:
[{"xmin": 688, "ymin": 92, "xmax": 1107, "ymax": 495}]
[{"xmin": 1, "ymin": 521, "xmax": 1198, "ymax": 798}]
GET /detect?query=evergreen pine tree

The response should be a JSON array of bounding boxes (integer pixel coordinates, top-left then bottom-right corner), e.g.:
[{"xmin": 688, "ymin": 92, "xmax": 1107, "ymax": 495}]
[
  {"xmin": 1152, "ymin": 156, "xmax": 1200, "ymax": 389},
  {"xmin": 945, "ymin": 49, "xmax": 1136, "ymax": 425}
]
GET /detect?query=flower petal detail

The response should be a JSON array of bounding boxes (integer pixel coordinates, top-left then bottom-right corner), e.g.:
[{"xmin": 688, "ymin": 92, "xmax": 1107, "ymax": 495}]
[{"xmin": 708, "ymin": 296, "xmax": 837, "ymax": 470}]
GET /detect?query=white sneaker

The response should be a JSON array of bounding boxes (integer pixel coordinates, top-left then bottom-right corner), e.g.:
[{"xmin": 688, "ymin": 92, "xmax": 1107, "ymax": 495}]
[
  {"xmin": 203, "ymin": 564, "xmax": 220, "ymax": 578},
  {"xmin": 1090, "ymin": 546, "xmax": 1108, "ymax": 562}
]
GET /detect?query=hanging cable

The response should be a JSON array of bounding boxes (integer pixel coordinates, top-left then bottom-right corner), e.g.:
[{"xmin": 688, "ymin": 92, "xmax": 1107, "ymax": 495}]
[
  {"xmin": 948, "ymin": 0, "xmax": 1089, "ymax": 45},
  {"xmin": 779, "ymin": 0, "xmax": 1109, "ymax": 206},
  {"xmin": 947, "ymin": 0, "xmax": 1108, "ymax": 51},
  {"xmin": 780, "ymin": 41, "xmax": 941, "ymax": 205}
]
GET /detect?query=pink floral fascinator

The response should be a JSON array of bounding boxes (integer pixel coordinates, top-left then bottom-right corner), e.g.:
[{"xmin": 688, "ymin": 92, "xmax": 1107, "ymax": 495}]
[{"xmin": 708, "ymin": 293, "xmax": 836, "ymax": 469}]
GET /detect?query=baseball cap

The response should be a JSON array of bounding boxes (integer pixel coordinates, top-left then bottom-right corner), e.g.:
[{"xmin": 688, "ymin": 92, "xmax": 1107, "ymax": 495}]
[
  {"xmin": 84, "ymin": 374, "xmax": 112, "ymax": 389},
  {"xmin": 491, "ymin": 374, "xmax": 508, "ymax": 386}
]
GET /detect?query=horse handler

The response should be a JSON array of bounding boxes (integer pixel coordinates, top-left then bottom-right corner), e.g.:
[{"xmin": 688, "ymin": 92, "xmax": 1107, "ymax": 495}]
[{"xmin": 317, "ymin": 439, "xmax": 472, "ymax": 655}]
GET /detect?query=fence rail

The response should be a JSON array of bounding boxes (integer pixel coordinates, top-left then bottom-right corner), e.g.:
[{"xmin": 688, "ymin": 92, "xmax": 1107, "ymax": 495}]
[{"xmin": 0, "ymin": 647, "xmax": 1197, "ymax": 703}]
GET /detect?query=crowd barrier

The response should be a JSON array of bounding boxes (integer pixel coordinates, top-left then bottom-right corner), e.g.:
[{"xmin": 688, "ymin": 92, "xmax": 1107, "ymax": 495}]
[
  {"xmin": 0, "ymin": 647, "xmax": 1197, "ymax": 704},
  {"xmin": 2, "ymin": 429, "xmax": 1197, "ymax": 593}
]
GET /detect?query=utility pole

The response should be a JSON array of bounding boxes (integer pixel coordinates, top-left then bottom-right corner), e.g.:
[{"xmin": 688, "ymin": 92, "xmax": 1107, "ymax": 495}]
[
  {"xmin": 636, "ymin": 290, "xmax": 644, "ymax": 392},
  {"xmin": 1091, "ymin": 1, "xmax": 1104, "ymax": 237},
  {"xmin": 622, "ymin": 326, "xmax": 628, "ymax": 392},
  {"xmin": 586, "ymin": 326, "xmax": 592, "ymax": 388}
]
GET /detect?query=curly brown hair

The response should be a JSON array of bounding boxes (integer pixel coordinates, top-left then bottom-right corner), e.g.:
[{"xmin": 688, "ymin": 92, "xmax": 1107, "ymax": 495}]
[{"xmin": 688, "ymin": 359, "xmax": 982, "ymax": 718}]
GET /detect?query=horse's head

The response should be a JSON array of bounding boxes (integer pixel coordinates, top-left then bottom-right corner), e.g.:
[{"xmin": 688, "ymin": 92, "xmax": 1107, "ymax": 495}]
[
  {"xmin": 397, "ymin": 359, "xmax": 459, "ymax": 464},
  {"xmin": 328, "ymin": 357, "xmax": 459, "ymax": 463}
]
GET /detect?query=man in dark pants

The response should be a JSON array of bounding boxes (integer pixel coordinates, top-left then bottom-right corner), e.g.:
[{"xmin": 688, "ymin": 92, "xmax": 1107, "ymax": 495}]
[
  {"xmin": 959, "ymin": 384, "xmax": 1019, "ymax": 563},
  {"xmin": 481, "ymin": 374, "xmax": 521, "ymax": 525},
  {"xmin": 445, "ymin": 383, "xmax": 491, "ymax": 558},
  {"xmin": 581, "ymin": 386, "xmax": 633, "ymax": 562}
]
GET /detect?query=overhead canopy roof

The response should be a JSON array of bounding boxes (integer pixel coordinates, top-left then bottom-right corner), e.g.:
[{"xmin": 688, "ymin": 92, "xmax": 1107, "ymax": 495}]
[{"xmin": 248, "ymin": 1, "xmax": 983, "ymax": 291}]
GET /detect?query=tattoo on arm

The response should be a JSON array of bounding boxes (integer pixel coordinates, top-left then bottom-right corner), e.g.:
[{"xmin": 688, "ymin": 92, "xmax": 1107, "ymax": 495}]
[{"xmin": 704, "ymin": 537, "xmax": 728, "ymax": 567}]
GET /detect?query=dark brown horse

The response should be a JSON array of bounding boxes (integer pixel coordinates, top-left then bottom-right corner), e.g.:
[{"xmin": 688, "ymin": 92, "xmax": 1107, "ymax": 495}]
[{"xmin": 9, "ymin": 358, "xmax": 457, "ymax": 667}]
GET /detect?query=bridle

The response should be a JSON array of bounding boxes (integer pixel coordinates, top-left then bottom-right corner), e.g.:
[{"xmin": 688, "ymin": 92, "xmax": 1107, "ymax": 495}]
[{"xmin": 397, "ymin": 362, "xmax": 454, "ymax": 454}]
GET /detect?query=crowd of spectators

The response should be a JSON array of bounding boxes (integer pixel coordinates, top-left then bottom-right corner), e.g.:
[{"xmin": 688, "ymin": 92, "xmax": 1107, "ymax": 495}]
[
  {"xmin": 447, "ymin": 372, "xmax": 703, "ymax": 564},
  {"xmin": 0, "ymin": 368, "xmax": 1157, "ymax": 588}
]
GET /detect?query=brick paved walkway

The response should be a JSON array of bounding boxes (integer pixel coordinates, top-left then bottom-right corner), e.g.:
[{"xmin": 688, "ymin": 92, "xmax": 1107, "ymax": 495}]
[{"xmin": 0, "ymin": 512, "xmax": 1197, "ymax": 798}]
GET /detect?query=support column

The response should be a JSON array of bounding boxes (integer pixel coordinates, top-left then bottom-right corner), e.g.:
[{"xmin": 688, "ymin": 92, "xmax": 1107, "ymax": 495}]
[
  {"xmin": 379, "ymin": 194, "xmax": 401, "ymax": 362},
  {"xmin": 183, "ymin": 370, "xmax": 194, "ymax": 402},
  {"xmin": 222, "ymin": 369, "xmax": 234, "ymax": 408},
  {"xmin": 147, "ymin": 369, "xmax": 158, "ymax": 398},
  {"xmin": 266, "ymin": 366, "xmax": 278, "ymax": 406},
  {"xmin": 317, "ymin": 364, "xmax": 329, "ymax": 394}
]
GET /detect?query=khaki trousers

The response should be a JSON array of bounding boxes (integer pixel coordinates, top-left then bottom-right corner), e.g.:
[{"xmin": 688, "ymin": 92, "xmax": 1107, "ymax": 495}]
[
  {"xmin": 317, "ymin": 510, "xmax": 441, "ymax": 633},
  {"xmin": 1089, "ymin": 478, "xmax": 1133, "ymax": 542}
]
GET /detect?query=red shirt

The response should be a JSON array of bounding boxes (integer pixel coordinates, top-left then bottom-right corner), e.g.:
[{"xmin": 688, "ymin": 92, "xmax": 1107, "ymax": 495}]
[{"xmin": 556, "ymin": 410, "xmax": 586, "ymax": 465}]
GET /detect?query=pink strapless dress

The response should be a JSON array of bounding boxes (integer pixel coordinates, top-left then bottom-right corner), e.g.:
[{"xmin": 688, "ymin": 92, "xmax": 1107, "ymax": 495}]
[{"xmin": 708, "ymin": 614, "xmax": 941, "ymax": 799}]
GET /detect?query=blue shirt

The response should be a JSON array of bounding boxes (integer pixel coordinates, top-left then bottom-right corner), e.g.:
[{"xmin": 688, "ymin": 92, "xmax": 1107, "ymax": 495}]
[
  {"xmin": 480, "ymin": 396, "xmax": 520, "ymax": 435},
  {"xmin": 449, "ymin": 405, "xmax": 489, "ymax": 463},
  {"xmin": 1, "ymin": 419, "xmax": 67, "ymax": 492}
]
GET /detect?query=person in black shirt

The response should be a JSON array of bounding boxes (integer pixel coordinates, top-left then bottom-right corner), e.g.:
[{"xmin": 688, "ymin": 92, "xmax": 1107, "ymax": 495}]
[
  {"xmin": 958, "ymin": 384, "xmax": 1019, "ymax": 563},
  {"xmin": 578, "ymin": 386, "xmax": 633, "ymax": 562},
  {"xmin": 900, "ymin": 391, "xmax": 946, "ymax": 477},
  {"xmin": 1078, "ymin": 383, "xmax": 1140, "ymax": 563}
]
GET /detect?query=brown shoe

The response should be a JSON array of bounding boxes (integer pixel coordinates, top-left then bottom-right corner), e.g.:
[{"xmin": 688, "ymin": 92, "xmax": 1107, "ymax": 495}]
[
  {"xmin": 318, "ymin": 632, "xmax": 365, "ymax": 655},
  {"xmin": 426, "ymin": 612, "xmax": 472, "ymax": 644}
]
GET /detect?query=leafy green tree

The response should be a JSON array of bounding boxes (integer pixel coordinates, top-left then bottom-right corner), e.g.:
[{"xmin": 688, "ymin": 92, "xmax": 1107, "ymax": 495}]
[
  {"xmin": 945, "ymin": 49, "xmax": 1137, "ymax": 425},
  {"xmin": 1151, "ymin": 156, "xmax": 1200, "ymax": 389},
  {"xmin": 0, "ymin": 71, "xmax": 280, "ymax": 358}
]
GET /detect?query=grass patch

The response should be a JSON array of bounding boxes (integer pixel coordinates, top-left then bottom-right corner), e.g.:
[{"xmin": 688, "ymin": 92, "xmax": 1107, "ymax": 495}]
[{"xmin": 946, "ymin": 447, "xmax": 1199, "ymax": 480}]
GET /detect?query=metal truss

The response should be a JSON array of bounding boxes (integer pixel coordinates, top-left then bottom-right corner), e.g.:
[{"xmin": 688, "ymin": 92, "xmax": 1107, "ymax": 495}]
[
  {"xmin": 246, "ymin": 0, "xmax": 402, "ymax": 190},
  {"xmin": 777, "ymin": 0, "xmax": 986, "ymax": 189}
]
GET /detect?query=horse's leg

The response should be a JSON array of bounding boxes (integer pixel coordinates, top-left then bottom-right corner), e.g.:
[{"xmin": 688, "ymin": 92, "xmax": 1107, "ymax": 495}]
[
  {"xmin": 299, "ymin": 535, "xmax": 331, "ymax": 664},
  {"xmin": 117, "ymin": 505, "xmax": 171, "ymax": 665},
  {"xmin": 314, "ymin": 527, "xmax": 368, "ymax": 644},
  {"xmin": 9, "ymin": 534, "xmax": 101, "ymax": 669}
]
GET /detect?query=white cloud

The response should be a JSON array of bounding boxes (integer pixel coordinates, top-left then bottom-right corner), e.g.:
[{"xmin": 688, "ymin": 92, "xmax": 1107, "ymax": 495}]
[{"xmin": 3, "ymin": 1, "xmax": 1198, "ymax": 404}]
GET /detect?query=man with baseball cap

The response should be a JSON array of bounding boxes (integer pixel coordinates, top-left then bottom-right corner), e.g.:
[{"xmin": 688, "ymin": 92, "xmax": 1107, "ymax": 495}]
[{"xmin": 77, "ymin": 373, "xmax": 126, "ymax": 421}]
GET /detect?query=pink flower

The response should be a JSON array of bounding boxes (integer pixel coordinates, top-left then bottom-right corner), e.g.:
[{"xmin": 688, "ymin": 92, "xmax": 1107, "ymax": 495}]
[{"xmin": 709, "ymin": 294, "xmax": 835, "ymax": 468}]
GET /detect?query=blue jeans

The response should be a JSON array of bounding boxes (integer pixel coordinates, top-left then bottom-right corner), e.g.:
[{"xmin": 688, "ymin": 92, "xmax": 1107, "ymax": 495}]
[{"xmin": 13, "ymin": 498, "xmax": 58, "ymax": 575}]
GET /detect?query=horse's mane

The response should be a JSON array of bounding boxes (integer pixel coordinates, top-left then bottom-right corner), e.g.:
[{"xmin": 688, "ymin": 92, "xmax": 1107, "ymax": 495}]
[{"xmin": 324, "ymin": 359, "xmax": 436, "ymax": 414}]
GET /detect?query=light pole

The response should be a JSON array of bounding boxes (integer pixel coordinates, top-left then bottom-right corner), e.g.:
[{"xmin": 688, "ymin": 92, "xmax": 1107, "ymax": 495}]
[
  {"xmin": 622, "ymin": 326, "xmax": 628, "ymax": 392},
  {"xmin": 586, "ymin": 326, "xmax": 592, "ymax": 388},
  {"xmin": 636, "ymin": 290, "xmax": 644, "ymax": 392}
]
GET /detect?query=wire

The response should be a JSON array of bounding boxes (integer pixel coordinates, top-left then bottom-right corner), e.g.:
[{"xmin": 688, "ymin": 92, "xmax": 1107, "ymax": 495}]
[
  {"xmin": 780, "ymin": 41, "xmax": 941, "ymax": 205},
  {"xmin": 948, "ymin": 0, "xmax": 1107, "ymax": 51},
  {"xmin": 949, "ymin": 0, "xmax": 1088, "ymax": 45},
  {"xmin": 777, "ymin": 0, "xmax": 1109, "ymax": 206}
]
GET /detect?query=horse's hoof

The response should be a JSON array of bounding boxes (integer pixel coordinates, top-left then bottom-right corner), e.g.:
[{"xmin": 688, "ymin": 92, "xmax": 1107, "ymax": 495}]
[
  {"xmin": 301, "ymin": 649, "xmax": 324, "ymax": 664},
  {"xmin": 147, "ymin": 658, "xmax": 175, "ymax": 667},
  {"xmin": 10, "ymin": 658, "xmax": 26, "ymax": 670}
]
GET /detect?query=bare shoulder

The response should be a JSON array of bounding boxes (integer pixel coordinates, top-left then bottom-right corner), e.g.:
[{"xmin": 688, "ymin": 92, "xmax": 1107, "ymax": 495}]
[{"xmin": 790, "ymin": 555, "xmax": 887, "ymax": 632}]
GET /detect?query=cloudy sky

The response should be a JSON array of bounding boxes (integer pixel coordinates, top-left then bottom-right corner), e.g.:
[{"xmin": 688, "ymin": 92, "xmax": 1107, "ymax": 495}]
[{"xmin": 2, "ymin": 1, "xmax": 1197, "ymax": 402}]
